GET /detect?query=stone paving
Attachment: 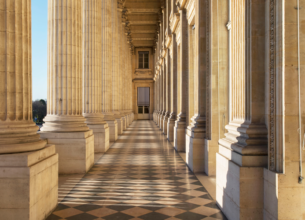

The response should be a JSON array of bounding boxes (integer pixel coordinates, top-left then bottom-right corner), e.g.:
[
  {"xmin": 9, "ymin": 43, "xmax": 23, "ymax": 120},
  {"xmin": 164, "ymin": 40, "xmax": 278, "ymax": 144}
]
[{"xmin": 47, "ymin": 120, "xmax": 227, "ymax": 220}]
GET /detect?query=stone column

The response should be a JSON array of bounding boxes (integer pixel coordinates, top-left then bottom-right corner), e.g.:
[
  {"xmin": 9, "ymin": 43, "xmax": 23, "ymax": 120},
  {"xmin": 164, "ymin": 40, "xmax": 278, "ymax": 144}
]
[
  {"xmin": 40, "ymin": 0, "xmax": 94, "ymax": 174},
  {"xmin": 102, "ymin": 0, "xmax": 116, "ymax": 130},
  {"xmin": 159, "ymin": 23, "xmax": 164, "ymax": 129},
  {"xmin": 82, "ymin": 0, "xmax": 109, "ymax": 153},
  {"xmin": 185, "ymin": 0, "xmax": 207, "ymax": 172},
  {"xmin": 120, "ymin": 9, "xmax": 127, "ymax": 130},
  {"xmin": 164, "ymin": 0, "xmax": 172, "ymax": 136},
  {"xmin": 160, "ymin": 66, "xmax": 164, "ymax": 129},
  {"xmin": 204, "ymin": 0, "xmax": 229, "ymax": 176},
  {"xmin": 104, "ymin": 0, "xmax": 118, "ymax": 142},
  {"xmin": 216, "ymin": 0, "xmax": 267, "ymax": 219},
  {"xmin": 0, "ymin": 1, "xmax": 58, "ymax": 218},
  {"xmin": 113, "ymin": 0, "xmax": 123, "ymax": 135},
  {"xmin": 156, "ymin": 73, "xmax": 160, "ymax": 125},
  {"xmin": 162, "ymin": 58, "xmax": 168, "ymax": 133},
  {"xmin": 167, "ymin": 34, "xmax": 177, "ymax": 142},
  {"xmin": 174, "ymin": 8, "xmax": 188, "ymax": 152}
]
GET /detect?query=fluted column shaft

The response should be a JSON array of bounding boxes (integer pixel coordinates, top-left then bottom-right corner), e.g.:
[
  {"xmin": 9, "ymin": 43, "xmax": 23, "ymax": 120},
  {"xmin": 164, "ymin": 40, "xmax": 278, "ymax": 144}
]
[
  {"xmin": 176, "ymin": 9, "xmax": 188, "ymax": 123},
  {"xmin": 187, "ymin": 0, "xmax": 207, "ymax": 131},
  {"xmin": 101, "ymin": 0, "xmax": 112, "ymax": 116},
  {"xmin": 117, "ymin": 9, "xmax": 123, "ymax": 114},
  {"xmin": 42, "ymin": 0, "xmax": 89, "ymax": 133},
  {"xmin": 170, "ymin": 35, "xmax": 178, "ymax": 120},
  {"xmin": 0, "ymin": 0, "xmax": 46, "ymax": 153},
  {"xmin": 82, "ymin": 0, "xmax": 105, "ymax": 124},
  {"xmin": 219, "ymin": 0, "xmax": 267, "ymax": 154},
  {"xmin": 111, "ymin": 0, "xmax": 119, "ymax": 114},
  {"xmin": 166, "ymin": 52, "xmax": 171, "ymax": 115}
]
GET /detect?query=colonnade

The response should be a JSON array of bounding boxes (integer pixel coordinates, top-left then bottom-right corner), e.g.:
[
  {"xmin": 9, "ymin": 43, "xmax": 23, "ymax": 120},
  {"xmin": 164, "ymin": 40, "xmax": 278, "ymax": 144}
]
[
  {"xmin": 153, "ymin": 0, "xmax": 305, "ymax": 219},
  {"xmin": 0, "ymin": 0, "xmax": 133, "ymax": 219},
  {"xmin": 40, "ymin": 0, "xmax": 134, "ymax": 174}
]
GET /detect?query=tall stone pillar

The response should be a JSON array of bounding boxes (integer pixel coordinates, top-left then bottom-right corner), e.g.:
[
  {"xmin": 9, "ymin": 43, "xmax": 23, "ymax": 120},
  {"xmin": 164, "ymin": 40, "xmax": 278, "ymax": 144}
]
[
  {"xmin": 40, "ymin": 0, "xmax": 94, "ymax": 174},
  {"xmin": 156, "ymin": 73, "xmax": 160, "ymax": 125},
  {"xmin": 159, "ymin": 23, "xmax": 164, "ymax": 129},
  {"xmin": 104, "ymin": 0, "xmax": 118, "ymax": 142},
  {"xmin": 102, "ymin": 0, "xmax": 116, "ymax": 140},
  {"xmin": 174, "ymin": 8, "xmax": 188, "ymax": 152},
  {"xmin": 160, "ymin": 67, "xmax": 165, "ymax": 129},
  {"xmin": 113, "ymin": 0, "xmax": 123, "ymax": 135},
  {"xmin": 162, "ymin": 59, "xmax": 168, "ymax": 133},
  {"xmin": 0, "ymin": 1, "xmax": 58, "ymax": 218},
  {"xmin": 163, "ymin": 0, "xmax": 171, "ymax": 136},
  {"xmin": 185, "ymin": 0, "xmax": 207, "ymax": 172},
  {"xmin": 120, "ymin": 8, "xmax": 127, "ymax": 130},
  {"xmin": 167, "ymin": 34, "xmax": 177, "ymax": 142},
  {"xmin": 82, "ymin": 0, "xmax": 109, "ymax": 153},
  {"xmin": 216, "ymin": 0, "xmax": 267, "ymax": 219}
]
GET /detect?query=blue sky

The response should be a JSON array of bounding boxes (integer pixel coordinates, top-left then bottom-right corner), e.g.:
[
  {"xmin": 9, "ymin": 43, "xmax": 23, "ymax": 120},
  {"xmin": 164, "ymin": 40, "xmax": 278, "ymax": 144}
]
[{"xmin": 32, "ymin": 0, "xmax": 48, "ymax": 100}]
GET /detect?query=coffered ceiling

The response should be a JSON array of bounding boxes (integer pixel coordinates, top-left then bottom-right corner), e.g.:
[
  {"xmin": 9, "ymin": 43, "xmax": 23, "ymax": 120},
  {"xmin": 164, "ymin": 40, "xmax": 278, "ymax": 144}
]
[{"xmin": 124, "ymin": 0, "xmax": 161, "ymax": 49}]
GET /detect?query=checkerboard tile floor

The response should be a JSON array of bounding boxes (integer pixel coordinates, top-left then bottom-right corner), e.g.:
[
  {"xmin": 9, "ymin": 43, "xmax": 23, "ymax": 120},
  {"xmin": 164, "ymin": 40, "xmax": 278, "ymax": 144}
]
[{"xmin": 47, "ymin": 120, "xmax": 227, "ymax": 220}]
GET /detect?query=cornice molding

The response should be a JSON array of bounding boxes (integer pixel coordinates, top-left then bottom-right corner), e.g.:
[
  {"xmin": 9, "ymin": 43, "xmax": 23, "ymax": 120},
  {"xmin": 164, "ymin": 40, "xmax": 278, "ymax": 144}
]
[{"xmin": 127, "ymin": 8, "xmax": 160, "ymax": 14}]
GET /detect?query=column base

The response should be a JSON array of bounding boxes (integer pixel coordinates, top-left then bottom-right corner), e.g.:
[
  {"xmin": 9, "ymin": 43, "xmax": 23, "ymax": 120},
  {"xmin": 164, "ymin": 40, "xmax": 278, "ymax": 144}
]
[
  {"xmin": 0, "ymin": 145, "xmax": 58, "ymax": 220},
  {"xmin": 121, "ymin": 116, "xmax": 126, "ymax": 131},
  {"xmin": 185, "ymin": 128, "xmax": 205, "ymax": 172},
  {"xmin": 39, "ymin": 131, "xmax": 94, "ymax": 174},
  {"xmin": 116, "ymin": 118, "xmax": 123, "ymax": 135},
  {"xmin": 167, "ymin": 118, "xmax": 175, "ymax": 142},
  {"xmin": 163, "ymin": 115, "xmax": 169, "ymax": 135},
  {"xmin": 216, "ymin": 153, "xmax": 264, "ymax": 220},
  {"xmin": 88, "ymin": 123, "xmax": 109, "ymax": 153},
  {"xmin": 160, "ymin": 115, "xmax": 164, "ymax": 130},
  {"xmin": 105, "ymin": 119, "xmax": 118, "ymax": 142},
  {"xmin": 126, "ymin": 114, "xmax": 130, "ymax": 127},
  {"xmin": 174, "ymin": 121, "xmax": 186, "ymax": 152}
]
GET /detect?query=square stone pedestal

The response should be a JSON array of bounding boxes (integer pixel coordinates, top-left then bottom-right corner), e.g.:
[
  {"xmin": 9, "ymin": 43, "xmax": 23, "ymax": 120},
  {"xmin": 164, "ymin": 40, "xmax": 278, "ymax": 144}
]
[
  {"xmin": 160, "ymin": 116, "xmax": 164, "ymax": 130},
  {"xmin": 216, "ymin": 153, "xmax": 264, "ymax": 220},
  {"xmin": 88, "ymin": 124, "xmax": 110, "ymax": 153},
  {"xmin": 39, "ymin": 131, "xmax": 94, "ymax": 174},
  {"xmin": 121, "ymin": 116, "xmax": 126, "ymax": 131},
  {"xmin": 163, "ymin": 117, "xmax": 168, "ymax": 135},
  {"xmin": 0, "ymin": 145, "xmax": 58, "ymax": 220},
  {"xmin": 167, "ymin": 119, "xmax": 175, "ymax": 142},
  {"xmin": 105, "ymin": 120, "xmax": 118, "ymax": 142},
  {"xmin": 116, "ymin": 118, "xmax": 123, "ymax": 135},
  {"xmin": 126, "ymin": 115, "xmax": 130, "ymax": 127},
  {"xmin": 185, "ymin": 129, "xmax": 205, "ymax": 172},
  {"xmin": 174, "ymin": 122, "xmax": 186, "ymax": 152}
]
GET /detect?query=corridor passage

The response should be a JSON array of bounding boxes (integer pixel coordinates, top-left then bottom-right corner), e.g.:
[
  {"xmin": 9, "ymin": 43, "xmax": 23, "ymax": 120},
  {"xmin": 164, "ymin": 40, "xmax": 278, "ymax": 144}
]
[{"xmin": 47, "ymin": 121, "xmax": 226, "ymax": 220}]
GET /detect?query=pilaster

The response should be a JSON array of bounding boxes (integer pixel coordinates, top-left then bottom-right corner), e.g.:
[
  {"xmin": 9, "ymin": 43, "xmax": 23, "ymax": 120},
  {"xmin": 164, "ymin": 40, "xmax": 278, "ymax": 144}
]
[
  {"xmin": 167, "ymin": 34, "xmax": 178, "ymax": 142},
  {"xmin": 185, "ymin": 0, "xmax": 207, "ymax": 173},
  {"xmin": 174, "ymin": 8, "xmax": 188, "ymax": 152},
  {"xmin": 216, "ymin": 1, "xmax": 267, "ymax": 219}
]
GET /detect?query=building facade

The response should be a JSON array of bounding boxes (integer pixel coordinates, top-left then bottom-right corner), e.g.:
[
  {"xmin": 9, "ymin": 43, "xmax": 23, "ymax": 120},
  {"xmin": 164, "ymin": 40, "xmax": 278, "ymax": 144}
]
[
  {"xmin": 0, "ymin": 0, "xmax": 304, "ymax": 219},
  {"xmin": 153, "ymin": 0, "xmax": 305, "ymax": 219}
]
